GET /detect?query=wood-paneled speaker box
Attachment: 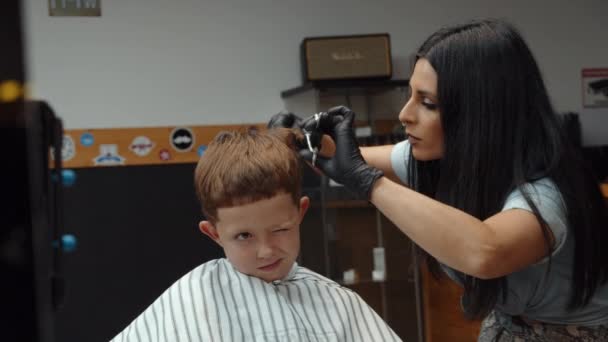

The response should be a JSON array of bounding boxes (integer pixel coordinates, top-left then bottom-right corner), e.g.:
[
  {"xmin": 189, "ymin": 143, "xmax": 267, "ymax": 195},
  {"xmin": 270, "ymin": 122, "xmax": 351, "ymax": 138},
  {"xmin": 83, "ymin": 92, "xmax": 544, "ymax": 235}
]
[{"xmin": 300, "ymin": 33, "xmax": 392, "ymax": 82}]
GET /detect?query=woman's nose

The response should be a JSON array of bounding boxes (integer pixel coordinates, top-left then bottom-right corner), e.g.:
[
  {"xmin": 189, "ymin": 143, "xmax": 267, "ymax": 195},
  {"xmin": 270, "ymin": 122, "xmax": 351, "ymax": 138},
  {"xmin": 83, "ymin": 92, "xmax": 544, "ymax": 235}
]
[{"xmin": 399, "ymin": 99, "xmax": 415, "ymax": 126}]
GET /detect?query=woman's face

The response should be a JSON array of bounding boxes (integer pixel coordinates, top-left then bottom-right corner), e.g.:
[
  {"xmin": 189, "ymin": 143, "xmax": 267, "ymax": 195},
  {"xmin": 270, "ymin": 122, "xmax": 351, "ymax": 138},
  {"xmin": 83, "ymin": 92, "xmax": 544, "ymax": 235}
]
[{"xmin": 399, "ymin": 58, "xmax": 444, "ymax": 160}]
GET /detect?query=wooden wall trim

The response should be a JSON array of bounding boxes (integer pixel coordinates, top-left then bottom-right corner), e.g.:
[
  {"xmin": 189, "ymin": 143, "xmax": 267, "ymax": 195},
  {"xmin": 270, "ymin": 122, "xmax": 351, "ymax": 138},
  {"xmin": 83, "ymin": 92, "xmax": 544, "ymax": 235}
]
[
  {"xmin": 56, "ymin": 119, "xmax": 401, "ymax": 169},
  {"xmin": 58, "ymin": 123, "xmax": 265, "ymax": 168}
]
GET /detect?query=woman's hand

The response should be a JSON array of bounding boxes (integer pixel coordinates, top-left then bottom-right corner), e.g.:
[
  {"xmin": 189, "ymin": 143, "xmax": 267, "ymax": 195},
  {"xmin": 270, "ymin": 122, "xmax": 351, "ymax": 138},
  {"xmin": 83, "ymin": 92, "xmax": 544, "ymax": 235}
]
[
  {"xmin": 267, "ymin": 111, "xmax": 336, "ymax": 159},
  {"xmin": 267, "ymin": 111, "xmax": 302, "ymax": 130},
  {"xmin": 300, "ymin": 106, "xmax": 383, "ymax": 199}
]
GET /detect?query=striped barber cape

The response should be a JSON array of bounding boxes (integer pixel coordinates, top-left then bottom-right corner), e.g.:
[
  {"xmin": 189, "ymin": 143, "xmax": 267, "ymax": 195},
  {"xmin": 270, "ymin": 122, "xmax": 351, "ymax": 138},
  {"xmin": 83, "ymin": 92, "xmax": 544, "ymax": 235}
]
[{"xmin": 110, "ymin": 258, "xmax": 402, "ymax": 342}]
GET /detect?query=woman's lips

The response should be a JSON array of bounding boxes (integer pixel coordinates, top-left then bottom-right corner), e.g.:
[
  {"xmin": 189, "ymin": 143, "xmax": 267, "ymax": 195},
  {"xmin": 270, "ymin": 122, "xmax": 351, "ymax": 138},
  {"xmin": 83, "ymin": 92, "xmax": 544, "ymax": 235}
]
[
  {"xmin": 258, "ymin": 259, "xmax": 282, "ymax": 271},
  {"xmin": 407, "ymin": 133, "xmax": 421, "ymax": 143}
]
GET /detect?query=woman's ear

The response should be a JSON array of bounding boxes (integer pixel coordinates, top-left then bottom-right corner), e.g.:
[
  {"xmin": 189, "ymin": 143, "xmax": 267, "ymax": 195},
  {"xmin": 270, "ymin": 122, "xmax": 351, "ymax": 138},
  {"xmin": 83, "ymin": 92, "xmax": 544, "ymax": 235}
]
[{"xmin": 199, "ymin": 221, "xmax": 222, "ymax": 246}]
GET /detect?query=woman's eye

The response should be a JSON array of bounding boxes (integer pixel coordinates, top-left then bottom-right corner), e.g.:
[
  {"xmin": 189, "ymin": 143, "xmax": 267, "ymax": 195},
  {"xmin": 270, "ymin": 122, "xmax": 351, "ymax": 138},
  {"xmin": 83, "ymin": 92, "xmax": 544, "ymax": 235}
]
[
  {"xmin": 235, "ymin": 233, "xmax": 252, "ymax": 241},
  {"xmin": 422, "ymin": 99, "xmax": 438, "ymax": 110}
]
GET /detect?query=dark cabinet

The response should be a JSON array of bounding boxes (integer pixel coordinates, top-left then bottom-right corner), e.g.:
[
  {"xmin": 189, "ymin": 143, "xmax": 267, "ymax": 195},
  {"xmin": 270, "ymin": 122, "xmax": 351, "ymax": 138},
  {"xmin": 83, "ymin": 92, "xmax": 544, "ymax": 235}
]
[{"xmin": 282, "ymin": 80, "xmax": 425, "ymax": 342}]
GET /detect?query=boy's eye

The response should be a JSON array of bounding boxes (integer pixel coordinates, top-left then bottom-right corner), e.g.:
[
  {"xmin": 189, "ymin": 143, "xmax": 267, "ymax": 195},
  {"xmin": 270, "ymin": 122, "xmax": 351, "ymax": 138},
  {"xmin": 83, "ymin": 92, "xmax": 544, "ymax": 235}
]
[
  {"xmin": 274, "ymin": 228, "xmax": 289, "ymax": 233},
  {"xmin": 235, "ymin": 232, "xmax": 252, "ymax": 241}
]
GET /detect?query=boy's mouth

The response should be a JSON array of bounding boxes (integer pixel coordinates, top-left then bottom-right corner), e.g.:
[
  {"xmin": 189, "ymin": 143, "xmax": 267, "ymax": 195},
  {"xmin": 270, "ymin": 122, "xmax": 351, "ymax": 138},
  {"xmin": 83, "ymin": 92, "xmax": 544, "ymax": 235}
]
[{"xmin": 258, "ymin": 259, "xmax": 282, "ymax": 271}]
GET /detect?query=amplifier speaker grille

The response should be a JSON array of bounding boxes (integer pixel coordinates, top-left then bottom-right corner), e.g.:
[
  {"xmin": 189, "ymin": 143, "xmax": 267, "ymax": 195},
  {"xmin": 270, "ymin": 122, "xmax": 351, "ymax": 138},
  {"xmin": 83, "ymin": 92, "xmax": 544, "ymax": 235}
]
[{"xmin": 301, "ymin": 34, "xmax": 392, "ymax": 82}]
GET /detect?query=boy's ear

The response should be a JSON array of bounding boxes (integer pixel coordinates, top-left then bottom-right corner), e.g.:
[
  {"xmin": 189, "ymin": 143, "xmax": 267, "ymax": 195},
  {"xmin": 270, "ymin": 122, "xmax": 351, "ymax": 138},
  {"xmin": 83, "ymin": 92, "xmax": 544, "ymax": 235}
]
[
  {"xmin": 299, "ymin": 196, "xmax": 310, "ymax": 219},
  {"xmin": 199, "ymin": 221, "xmax": 222, "ymax": 246}
]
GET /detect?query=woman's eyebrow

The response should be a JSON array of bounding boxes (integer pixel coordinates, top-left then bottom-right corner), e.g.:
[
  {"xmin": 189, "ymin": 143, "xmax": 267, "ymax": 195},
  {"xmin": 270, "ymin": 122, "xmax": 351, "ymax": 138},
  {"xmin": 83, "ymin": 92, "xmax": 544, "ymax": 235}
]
[
  {"xmin": 417, "ymin": 89, "xmax": 437, "ymax": 100},
  {"xmin": 409, "ymin": 83, "xmax": 437, "ymax": 98}
]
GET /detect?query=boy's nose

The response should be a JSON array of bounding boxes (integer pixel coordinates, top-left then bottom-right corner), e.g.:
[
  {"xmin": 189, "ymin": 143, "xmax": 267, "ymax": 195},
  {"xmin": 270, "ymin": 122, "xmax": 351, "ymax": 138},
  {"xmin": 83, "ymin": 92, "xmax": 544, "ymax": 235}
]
[{"xmin": 257, "ymin": 243, "xmax": 274, "ymax": 259}]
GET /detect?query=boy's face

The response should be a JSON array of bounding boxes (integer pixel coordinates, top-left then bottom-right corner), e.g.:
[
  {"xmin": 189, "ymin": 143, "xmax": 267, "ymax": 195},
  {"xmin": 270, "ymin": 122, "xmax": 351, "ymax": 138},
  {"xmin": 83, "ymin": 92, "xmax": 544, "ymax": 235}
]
[{"xmin": 199, "ymin": 192, "xmax": 309, "ymax": 282}]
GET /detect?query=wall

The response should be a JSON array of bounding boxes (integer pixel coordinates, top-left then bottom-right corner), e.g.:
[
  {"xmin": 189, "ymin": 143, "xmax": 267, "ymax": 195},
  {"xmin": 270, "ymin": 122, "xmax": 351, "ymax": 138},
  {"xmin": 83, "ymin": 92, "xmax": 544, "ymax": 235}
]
[{"xmin": 24, "ymin": 0, "xmax": 608, "ymax": 144}]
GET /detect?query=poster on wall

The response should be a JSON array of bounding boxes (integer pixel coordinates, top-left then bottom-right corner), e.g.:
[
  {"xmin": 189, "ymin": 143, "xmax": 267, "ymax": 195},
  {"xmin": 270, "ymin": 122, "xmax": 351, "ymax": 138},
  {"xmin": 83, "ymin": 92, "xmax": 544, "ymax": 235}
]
[{"xmin": 582, "ymin": 68, "xmax": 608, "ymax": 108}]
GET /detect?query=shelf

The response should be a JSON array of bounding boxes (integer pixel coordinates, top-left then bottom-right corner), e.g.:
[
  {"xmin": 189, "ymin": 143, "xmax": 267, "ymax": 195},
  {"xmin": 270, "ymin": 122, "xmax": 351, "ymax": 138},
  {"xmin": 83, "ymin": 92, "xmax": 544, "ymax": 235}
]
[{"xmin": 281, "ymin": 79, "xmax": 409, "ymax": 98}]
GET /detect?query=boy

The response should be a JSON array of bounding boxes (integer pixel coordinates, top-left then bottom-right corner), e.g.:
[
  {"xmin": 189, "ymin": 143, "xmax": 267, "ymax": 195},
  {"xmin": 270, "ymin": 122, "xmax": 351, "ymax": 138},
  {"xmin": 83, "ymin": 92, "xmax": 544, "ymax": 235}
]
[{"xmin": 110, "ymin": 128, "xmax": 401, "ymax": 342}]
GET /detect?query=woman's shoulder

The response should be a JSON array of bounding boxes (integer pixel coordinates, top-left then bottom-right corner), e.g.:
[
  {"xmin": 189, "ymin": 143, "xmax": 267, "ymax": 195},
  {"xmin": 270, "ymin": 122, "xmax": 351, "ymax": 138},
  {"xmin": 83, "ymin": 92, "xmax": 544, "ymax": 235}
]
[
  {"xmin": 504, "ymin": 178, "xmax": 563, "ymax": 210},
  {"xmin": 504, "ymin": 177, "xmax": 570, "ymax": 259}
]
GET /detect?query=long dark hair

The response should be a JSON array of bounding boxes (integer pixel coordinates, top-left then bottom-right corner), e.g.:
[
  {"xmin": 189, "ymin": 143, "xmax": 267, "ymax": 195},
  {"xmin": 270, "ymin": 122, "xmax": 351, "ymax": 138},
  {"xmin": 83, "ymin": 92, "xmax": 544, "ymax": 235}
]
[{"xmin": 407, "ymin": 18, "xmax": 608, "ymax": 319}]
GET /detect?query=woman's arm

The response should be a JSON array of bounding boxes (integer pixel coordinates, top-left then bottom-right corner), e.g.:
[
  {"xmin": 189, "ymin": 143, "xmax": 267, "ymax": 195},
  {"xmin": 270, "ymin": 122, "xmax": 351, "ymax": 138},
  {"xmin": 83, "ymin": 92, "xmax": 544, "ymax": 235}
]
[
  {"xmin": 370, "ymin": 177, "xmax": 552, "ymax": 279},
  {"xmin": 361, "ymin": 145, "xmax": 400, "ymax": 183},
  {"xmin": 320, "ymin": 136, "xmax": 401, "ymax": 184},
  {"xmin": 308, "ymin": 108, "xmax": 552, "ymax": 278}
]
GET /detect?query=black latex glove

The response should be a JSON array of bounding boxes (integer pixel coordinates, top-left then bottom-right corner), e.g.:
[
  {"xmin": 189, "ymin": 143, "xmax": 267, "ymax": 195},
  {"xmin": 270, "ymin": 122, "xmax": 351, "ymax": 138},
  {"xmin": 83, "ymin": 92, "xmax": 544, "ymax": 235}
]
[
  {"xmin": 300, "ymin": 106, "xmax": 383, "ymax": 200},
  {"xmin": 299, "ymin": 110, "xmax": 343, "ymax": 135},
  {"xmin": 268, "ymin": 110, "xmax": 329, "ymax": 153},
  {"xmin": 267, "ymin": 111, "xmax": 302, "ymax": 130}
]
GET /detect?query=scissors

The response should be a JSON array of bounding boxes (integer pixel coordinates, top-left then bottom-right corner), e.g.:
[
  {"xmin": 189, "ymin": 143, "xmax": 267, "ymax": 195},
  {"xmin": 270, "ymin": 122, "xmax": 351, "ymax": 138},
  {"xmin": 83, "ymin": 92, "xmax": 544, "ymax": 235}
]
[{"xmin": 302, "ymin": 113, "xmax": 321, "ymax": 167}]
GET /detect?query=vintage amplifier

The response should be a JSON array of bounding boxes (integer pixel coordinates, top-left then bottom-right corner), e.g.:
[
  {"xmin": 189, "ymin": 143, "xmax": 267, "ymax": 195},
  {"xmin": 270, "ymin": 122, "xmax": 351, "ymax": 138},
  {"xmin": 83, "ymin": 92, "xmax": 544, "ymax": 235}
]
[{"xmin": 300, "ymin": 33, "xmax": 392, "ymax": 82}]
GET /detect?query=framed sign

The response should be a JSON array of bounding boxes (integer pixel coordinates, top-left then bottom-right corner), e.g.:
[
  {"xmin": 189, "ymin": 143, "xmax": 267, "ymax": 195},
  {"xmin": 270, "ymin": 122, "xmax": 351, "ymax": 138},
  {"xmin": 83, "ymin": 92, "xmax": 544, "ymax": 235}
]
[
  {"xmin": 49, "ymin": 0, "xmax": 101, "ymax": 17},
  {"xmin": 582, "ymin": 68, "xmax": 608, "ymax": 108}
]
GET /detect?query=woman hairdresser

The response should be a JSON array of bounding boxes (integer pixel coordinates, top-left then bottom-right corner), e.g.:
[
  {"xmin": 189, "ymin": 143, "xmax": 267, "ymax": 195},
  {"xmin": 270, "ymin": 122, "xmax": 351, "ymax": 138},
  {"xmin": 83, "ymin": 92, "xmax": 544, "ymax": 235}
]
[{"xmin": 269, "ymin": 19, "xmax": 608, "ymax": 341}]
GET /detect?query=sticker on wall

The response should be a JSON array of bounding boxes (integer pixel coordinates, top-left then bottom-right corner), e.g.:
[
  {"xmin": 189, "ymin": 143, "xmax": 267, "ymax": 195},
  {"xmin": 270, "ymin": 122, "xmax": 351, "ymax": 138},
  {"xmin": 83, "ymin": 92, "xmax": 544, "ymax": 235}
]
[
  {"xmin": 582, "ymin": 68, "xmax": 608, "ymax": 108},
  {"xmin": 80, "ymin": 132, "xmax": 94, "ymax": 147},
  {"xmin": 129, "ymin": 136, "xmax": 155, "ymax": 157},
  {"xmin": 93, "ymin": 144, "xmax": 126, "ymax": 166},
  {"xmin": 197, "ymin": 145, "xmax": 207, "ymax": 157},
  {"xmin": 159, "ymin": 148, "xmax": 172, "ymax": 161},
  {"xmin": 170, "ymin": 127, "xmax": 194, "ymax": 152},
  {"xmin": 50, "ymin": 134, "xmax": 76, "ymax": 161}
]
